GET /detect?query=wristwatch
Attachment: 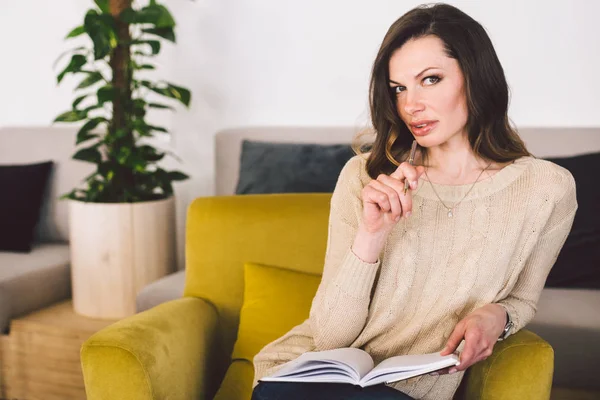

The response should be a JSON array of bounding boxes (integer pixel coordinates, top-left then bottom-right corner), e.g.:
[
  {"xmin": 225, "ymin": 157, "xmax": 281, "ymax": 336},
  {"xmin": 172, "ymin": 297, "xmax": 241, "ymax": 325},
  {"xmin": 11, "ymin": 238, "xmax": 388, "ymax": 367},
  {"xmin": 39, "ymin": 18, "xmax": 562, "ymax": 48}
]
[{"xmin": 497, "ymin": 311, "xmax": 514, "ymax": 341}]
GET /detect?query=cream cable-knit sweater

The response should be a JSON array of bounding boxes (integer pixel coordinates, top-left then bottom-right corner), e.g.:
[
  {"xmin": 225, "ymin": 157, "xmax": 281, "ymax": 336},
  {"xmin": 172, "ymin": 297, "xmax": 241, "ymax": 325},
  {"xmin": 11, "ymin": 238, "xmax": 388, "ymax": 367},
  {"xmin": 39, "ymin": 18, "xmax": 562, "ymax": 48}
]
[{"xmin": 253, "ymin": 154, "xmax": 578, "ymax": 399}]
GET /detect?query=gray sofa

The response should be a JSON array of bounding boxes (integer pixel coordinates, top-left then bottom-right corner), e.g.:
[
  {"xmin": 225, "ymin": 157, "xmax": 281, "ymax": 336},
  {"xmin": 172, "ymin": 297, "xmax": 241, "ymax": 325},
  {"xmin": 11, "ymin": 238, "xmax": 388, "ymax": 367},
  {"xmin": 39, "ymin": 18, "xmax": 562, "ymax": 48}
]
[
  {"xmin": 137, "ymin": 126, "xmax": 600, "ymax": 395},
  {"xmin": 0, "ymin": 127, "xmax": 92, "ymax": 334}
]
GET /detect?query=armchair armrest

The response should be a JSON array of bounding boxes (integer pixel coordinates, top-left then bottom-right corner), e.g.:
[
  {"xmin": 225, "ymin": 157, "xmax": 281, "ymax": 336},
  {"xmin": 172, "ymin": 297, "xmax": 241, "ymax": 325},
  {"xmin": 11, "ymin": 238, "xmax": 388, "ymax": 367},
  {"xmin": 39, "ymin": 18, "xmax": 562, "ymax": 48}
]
[
  {"xmin": 455, "ymin": 329, "xmax": 553, "ymax": 400},
  {"xmin": 81, "ymin": 297, "xmax": 224, "ymax": 400}
]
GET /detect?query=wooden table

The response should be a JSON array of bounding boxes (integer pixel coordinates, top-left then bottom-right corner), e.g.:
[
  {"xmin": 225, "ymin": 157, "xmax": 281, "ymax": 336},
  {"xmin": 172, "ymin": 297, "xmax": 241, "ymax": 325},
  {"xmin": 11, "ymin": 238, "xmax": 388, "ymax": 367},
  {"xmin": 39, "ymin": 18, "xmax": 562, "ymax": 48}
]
[{"xmin": 0, "ymin": 300, "xmax": 118, "ymax": 400}]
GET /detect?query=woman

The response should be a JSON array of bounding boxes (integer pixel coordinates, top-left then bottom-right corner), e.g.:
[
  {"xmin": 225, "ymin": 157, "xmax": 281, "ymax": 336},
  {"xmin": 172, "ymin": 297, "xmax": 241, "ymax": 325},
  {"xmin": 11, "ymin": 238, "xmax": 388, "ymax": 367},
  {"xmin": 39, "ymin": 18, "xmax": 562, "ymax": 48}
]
[{"xmin": 252, "ymin": 3, "xmax": 577, "ymax": 400}]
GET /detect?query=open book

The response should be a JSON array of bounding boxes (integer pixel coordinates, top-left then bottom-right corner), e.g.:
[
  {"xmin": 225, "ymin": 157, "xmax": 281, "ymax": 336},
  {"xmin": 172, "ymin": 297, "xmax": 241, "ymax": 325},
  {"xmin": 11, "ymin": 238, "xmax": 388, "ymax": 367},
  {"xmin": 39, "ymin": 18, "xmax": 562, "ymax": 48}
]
[{"xmin": 260, "ymin": 348, "xmax": 460, "ymax": 387}]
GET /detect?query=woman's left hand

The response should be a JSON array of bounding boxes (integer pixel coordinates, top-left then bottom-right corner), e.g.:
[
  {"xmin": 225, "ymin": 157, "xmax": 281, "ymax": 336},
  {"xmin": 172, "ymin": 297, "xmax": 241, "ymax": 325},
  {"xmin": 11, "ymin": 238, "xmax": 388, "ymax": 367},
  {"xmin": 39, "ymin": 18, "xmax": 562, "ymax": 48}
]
[{"xmin": 434, "ymin": 304, "xmax": 507, "ymax": 375}]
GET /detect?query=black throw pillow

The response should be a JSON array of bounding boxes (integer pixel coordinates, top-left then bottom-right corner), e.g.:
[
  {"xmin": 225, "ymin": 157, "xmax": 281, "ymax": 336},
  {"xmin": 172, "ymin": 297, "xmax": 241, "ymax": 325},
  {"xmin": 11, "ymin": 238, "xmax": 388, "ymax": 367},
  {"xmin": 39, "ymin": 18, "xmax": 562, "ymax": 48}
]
[
  {"xmin": 544, "ymin": 152, "xmax": 600, "ymax": 289},
  {"xmin": 235, "ymin": 141, "xmax": 355, "ymax": 194},
  {"xmin": 0, "ymin": 161, "xmax": 53, "ymax": 253}
]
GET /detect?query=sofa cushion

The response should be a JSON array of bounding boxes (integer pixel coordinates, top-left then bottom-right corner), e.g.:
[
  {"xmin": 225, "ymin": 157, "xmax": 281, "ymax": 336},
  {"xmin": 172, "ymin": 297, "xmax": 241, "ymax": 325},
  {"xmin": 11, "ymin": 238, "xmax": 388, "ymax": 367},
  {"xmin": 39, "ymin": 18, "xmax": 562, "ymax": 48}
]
[
  {"xmin": 0, "ymin": 161, "xmax": 53, "ymax": 252},
  {"xmin": 231, "ymin": 262, "xmax": 321, "ymax": 363},
  {"xmin": 0, "ymin": 243, "xmax": 71, "ymax": 333},
  {"xmin": 213, "ymin": 360, "xmax": 255, "ymax": 400},
  {"xmin": 235, "ymin": 140, "xmax": 355, "ymax": 194},
  {"xmin": 135, "ymin": 269, "xmax": 185, "ymax": 313},
  {"xmin": 0, "ymin": 127, "xmax": 96, "ymax": 243},
  {"xmin": 545, "ymin": 151, "xmax": 600, "ymax": 289}
]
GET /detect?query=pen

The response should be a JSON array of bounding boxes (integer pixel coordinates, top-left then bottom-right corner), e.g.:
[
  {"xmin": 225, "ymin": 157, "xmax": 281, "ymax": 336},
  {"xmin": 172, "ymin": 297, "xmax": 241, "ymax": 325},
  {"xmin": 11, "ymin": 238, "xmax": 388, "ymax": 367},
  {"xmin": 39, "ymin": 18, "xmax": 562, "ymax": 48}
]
[{"xmin": 403, "ymin": 140, "xmax": 418, "ymax": 195}]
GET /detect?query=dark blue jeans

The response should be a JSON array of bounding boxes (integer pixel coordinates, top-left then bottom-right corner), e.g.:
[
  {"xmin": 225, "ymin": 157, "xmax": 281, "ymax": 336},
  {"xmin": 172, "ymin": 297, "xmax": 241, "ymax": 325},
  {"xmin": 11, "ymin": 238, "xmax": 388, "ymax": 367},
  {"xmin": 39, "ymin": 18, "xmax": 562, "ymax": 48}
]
[{"xmin": 251, "ymin": 381, "xmax": 415, "ymax": 400}]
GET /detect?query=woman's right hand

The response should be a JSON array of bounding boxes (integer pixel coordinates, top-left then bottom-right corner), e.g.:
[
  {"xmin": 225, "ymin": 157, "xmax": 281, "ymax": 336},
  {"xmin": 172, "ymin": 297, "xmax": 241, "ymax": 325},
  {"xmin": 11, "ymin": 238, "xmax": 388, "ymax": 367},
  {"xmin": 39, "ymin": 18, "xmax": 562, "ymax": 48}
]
[{"xmin": 360, "ymin": 162, "xmax": 425, "ymax": 234}]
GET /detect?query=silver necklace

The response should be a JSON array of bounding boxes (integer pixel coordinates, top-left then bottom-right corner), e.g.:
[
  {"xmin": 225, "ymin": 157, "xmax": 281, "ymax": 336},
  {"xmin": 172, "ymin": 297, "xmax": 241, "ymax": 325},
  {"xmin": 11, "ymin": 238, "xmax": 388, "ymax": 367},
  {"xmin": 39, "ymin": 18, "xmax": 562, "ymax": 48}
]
[{"xmin": 423, "ymin": 162, "xmax": 492, "ymax": 218}]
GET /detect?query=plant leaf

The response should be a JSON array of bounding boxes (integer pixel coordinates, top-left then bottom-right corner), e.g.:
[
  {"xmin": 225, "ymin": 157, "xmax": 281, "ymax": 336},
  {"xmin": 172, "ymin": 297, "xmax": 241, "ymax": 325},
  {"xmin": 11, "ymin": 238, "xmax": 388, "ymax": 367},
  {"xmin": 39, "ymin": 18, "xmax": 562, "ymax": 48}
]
[
  {"xmin": 142, "ymin": 81, "xmax": 191, "ymax": 107},
  {"xmin": 138, "ymin": 145, "xmax": 165, "ymax": 162},
  {"xmin": 54, "ymin": 110, "xmax": 87, "ymax": 123},
  {"xmin": 128, "ymin": 4, "xmax": 176, "ymax": 28},
  {"xmin": 139, "ymin": 80, "xmax": 157, "ymax": 90},
  {"xmin": 131, "ymin": 120, "xmax": 150, "ymax": 136},
  {"xmin": 133, "ymin": 40, "xmax": 160, "ymax": 55},
  {"xmin": 76, "ymin": 71, "xmax": 104, "ymax": 89},
  {"xmin": 73, "ymin": 145, "xmax": 102, "ymax": 164},
  {"xmin": 76, "ymin": 117, "xmax": 106, "ymax": 144},
  {"xmin": 77, "ymin": 131, "xmax": 100, "ymax": 146},
  {"xmin": 147, "ymin": 125, "xmax": 168, "ymax": 133},
  {"xmin": 167, "ymin": 171, "xmax": 189, "ymax": 181},
  {"xmin": 118, "ymin": 8, "xmax": 137, "ymax": 24},
  {"xmin": 133, "ymin": 63, "xmax": 155, "ymax": 70},
  {"xmin": 154, "ymin": 168, "xmax": 173, "ymax": 195},
  {"xmin": 76, "ymin": 132, "xmax": 99, "ymax": 146},
  {"xmin": 147, "ymin": 40, "xmax": 161, "ymax": 55},
  {"xmin": 151, "ymin": 4, "xmax": 176, "ymax": 28},
  {"xmin": 84, "ymin": 10, "xmax": 114, "ymax": 60},
  {"xmin": 132, "ymin": 99, "xmax": 147, "ymax": 117},
  {"xmin": 57, "ymin": 54, "xmax": 87, "ymax": 84},
  {"xmin": 53, "ymin": 46, "xmax": 87, "ymax": 70},
  {"xmin": 81, "ymin": 103, "xmax": 104, "ymax": 115},
  {"xmin": 163, "ymin": 181, "xmax": 174, "ymax": 196},
  {"xmin": 148, "ymin": 102, "xmax": 174, "ymax": 110},
  {"xmin": 94, "ymin": 0, "xmax": 110, "ymax": 14},
  {"xmin": 72, "ymin": 94, "xmax": 89, "ymax": 109},
  {"xmin": 167, "ymin": 83, "xmax": 191, "ymax": 107},
  {"xmin": 66, "ymin": 26, "xmax": 85, "ymax": 39},
  {"xmin": 133, "ymin": 50, "xmax": 153, "ymax": 57},
  {"xmin": 59, "ymin": 190, "xmax": 77, "ymax": 200},
  {"xmin": 97, "ymin": 85, "xmax": 114, "ymax": 105},
  {"xmin": 141, "ymin": 27, "xmax": 175, "ymax": 43}
]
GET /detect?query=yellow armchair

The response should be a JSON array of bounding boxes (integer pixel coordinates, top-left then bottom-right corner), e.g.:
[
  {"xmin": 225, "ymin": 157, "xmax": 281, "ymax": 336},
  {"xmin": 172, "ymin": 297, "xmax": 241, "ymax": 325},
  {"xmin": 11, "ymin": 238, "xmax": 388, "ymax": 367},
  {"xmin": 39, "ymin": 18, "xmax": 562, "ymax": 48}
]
[{"xmin": 81, "ymin": 194, "xmax": 553, "ymax": 400}]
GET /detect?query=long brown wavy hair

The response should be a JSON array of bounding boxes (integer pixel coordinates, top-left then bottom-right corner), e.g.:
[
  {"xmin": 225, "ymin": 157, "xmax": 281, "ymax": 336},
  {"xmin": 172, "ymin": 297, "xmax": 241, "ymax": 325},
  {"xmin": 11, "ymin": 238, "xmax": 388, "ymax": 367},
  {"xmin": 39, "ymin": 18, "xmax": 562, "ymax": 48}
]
[{"xmin": 352, "ymin": 3, "xmax": 532, "ymax": 179}]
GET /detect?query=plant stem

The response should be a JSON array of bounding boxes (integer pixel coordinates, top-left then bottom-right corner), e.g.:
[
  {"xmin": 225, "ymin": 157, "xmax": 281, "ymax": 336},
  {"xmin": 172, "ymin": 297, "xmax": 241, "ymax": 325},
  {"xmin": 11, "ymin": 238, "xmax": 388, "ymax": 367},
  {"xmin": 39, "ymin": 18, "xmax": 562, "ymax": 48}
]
[
  {"xmin": 109, "ymin": 0, "xmax": 132, "ymax": 134},
  {"xmin": 110, "ymin": 0, "xmax": 134, "ymax": 201}
]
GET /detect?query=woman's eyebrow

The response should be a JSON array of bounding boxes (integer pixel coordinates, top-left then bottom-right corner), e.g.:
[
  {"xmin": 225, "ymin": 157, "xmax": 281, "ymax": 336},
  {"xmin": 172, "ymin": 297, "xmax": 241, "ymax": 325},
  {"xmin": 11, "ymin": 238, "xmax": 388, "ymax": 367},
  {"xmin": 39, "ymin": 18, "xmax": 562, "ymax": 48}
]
[{"xmin": 389, "ymin": 66, "xmax": 441, "ymax": 85}]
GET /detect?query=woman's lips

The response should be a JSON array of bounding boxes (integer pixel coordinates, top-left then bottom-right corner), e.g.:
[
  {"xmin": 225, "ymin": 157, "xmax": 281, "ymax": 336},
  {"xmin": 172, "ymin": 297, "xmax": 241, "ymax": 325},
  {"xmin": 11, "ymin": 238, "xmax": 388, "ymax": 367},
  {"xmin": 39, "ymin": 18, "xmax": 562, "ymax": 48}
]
[{"xmin": 411, "ymin": 121, "xmax": 438, "ymax": 136}]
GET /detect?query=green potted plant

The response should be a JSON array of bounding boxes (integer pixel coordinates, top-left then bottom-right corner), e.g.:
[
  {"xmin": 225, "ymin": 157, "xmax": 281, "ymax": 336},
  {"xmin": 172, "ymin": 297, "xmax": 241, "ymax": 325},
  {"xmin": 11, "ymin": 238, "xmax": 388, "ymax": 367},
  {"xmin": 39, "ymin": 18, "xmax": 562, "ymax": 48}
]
[{"xmin": 53, "ymin": 0, "xmax": 191, "ymax": 318}]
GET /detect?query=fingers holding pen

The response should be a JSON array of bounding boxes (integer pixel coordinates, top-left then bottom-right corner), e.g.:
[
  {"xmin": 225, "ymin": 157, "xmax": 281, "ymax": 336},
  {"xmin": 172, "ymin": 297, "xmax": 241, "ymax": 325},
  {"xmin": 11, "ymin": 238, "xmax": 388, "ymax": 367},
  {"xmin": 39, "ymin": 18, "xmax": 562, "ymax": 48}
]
[
  {"xmin": 359, "ymin": 160, "xmax": 425, "ymax": 234},
  {"xmin": 368, "ymin": 178, "xmax": 404, "ymax": 221},
  {"xmin": 375, "ymin": 174, "xmax": 412, "ymax": 219},
  {"xmin": 390, "ymin": 162, "xmax": 426, "ymax": 187}
]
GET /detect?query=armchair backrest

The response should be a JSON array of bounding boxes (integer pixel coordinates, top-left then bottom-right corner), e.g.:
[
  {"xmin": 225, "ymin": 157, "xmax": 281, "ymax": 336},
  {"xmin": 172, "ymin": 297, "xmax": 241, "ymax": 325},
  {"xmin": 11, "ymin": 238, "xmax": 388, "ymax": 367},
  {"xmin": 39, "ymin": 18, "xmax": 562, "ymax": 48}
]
[{"xmin": 183, "ymin": 193, "xmax": 331, "ymax": 359}]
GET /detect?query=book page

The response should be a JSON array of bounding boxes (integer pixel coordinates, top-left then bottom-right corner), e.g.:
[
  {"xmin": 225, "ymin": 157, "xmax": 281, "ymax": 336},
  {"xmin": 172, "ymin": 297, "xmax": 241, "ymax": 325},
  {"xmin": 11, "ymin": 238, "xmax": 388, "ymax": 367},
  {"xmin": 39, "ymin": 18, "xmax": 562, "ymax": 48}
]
[
  {"xmin": 262, "ymin": 348, "xmax": 375, "ymax": 384},
  {"xmin": 360, "ymin": 352, "xmax": 459, "ymax": 386}
]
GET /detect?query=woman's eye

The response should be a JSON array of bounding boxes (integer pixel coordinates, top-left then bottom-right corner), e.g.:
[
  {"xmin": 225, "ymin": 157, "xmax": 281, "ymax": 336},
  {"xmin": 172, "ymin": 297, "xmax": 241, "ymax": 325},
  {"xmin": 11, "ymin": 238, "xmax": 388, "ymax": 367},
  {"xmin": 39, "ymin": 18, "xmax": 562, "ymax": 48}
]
[
  {"xmin": 392, "ymin": 76, "xmax": 440, "ymax": 94},
  {"xmin": 424, "ymin": 75, "xmax": 441, "ymax": 85}
]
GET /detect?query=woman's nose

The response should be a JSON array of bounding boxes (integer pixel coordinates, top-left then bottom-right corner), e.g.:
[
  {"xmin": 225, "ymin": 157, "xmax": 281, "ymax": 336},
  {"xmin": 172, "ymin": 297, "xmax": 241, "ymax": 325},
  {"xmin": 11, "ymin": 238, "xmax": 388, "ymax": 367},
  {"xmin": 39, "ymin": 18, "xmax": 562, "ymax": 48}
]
[{"xmin": 402, "ymin": 91, "xmax": 425, "ymax": 115}]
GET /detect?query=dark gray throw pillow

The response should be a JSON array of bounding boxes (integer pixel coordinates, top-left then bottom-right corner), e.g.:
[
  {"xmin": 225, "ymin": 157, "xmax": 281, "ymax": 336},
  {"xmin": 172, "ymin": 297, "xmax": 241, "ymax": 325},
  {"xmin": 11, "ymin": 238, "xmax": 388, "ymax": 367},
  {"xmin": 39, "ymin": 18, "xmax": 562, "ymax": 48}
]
[
  {"xmin": 235, "ymin": 141, "xmax": 355, "ymax": 195},
  {"xmin": 544, "ymin": 151, "xmax": 600, "ymax": 289},
  {"xmin": 0, "ymin": 161, "xmax": 53, "ymax": 253}
]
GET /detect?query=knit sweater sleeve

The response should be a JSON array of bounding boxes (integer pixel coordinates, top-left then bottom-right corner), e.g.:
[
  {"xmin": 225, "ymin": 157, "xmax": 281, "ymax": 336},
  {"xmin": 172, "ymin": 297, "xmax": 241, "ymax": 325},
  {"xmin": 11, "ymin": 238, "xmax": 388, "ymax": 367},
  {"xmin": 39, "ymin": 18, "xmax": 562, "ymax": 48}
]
[
  {"xmin": 497, "ymin": 167, "xmax": 578, "ymax": 334},
  {"xmin": 308, "ymin": 155, "xmax": 381, "ymax": 350}
]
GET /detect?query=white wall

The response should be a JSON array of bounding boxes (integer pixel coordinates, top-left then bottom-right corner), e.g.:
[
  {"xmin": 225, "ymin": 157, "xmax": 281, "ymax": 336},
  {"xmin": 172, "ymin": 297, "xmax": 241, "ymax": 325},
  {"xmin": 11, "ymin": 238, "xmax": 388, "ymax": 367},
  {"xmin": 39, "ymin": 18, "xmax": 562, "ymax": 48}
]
[{"xmin": 2, "ymin": 0, "xmax": 599, "ymax": 269}]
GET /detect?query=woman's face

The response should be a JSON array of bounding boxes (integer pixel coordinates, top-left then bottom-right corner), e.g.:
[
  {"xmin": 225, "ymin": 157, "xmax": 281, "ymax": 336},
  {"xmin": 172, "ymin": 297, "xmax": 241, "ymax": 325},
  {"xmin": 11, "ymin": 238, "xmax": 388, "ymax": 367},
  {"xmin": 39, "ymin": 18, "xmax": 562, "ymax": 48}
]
[{"xmin": 388, "ymin": 35, "xmax": 469, "ymax": 148}]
